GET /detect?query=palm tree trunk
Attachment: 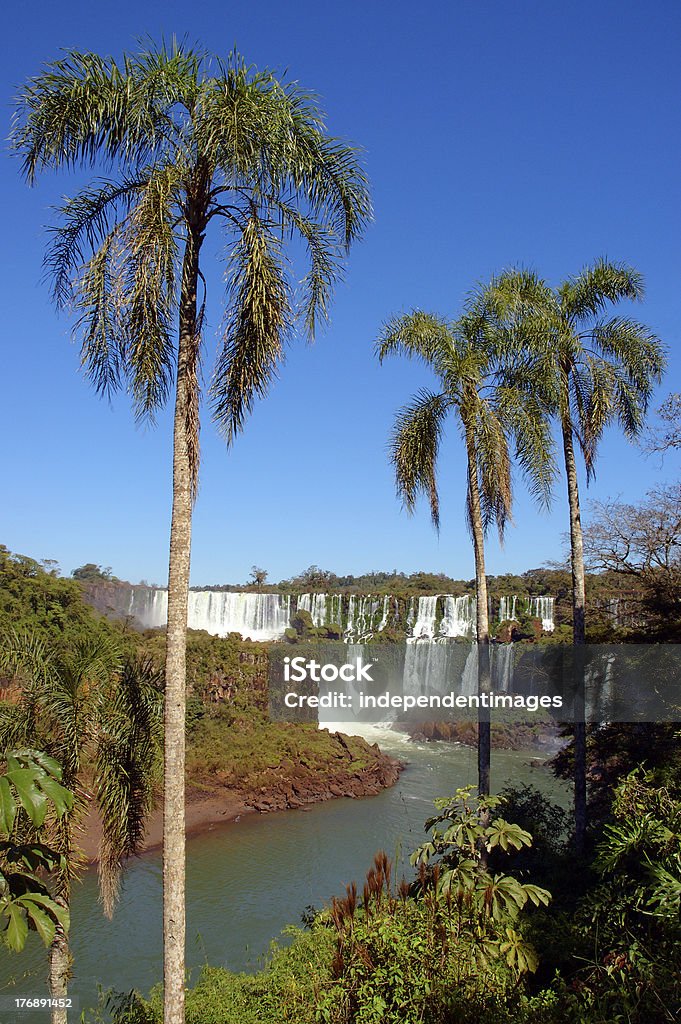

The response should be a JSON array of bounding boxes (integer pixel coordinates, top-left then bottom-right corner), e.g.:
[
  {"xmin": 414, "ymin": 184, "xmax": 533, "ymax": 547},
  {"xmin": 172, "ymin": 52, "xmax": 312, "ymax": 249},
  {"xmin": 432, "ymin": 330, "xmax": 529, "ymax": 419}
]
[
  {"xmin": 48, "ymin": 895, "xmax": 70, "ymax": 1024},
  {"xmin": 465, "ymin": 424, "xmax": 491, "ymax": 798},
  {"xmin": 163, "ymin": 223, "xmax": 203, "ymax": 1024},
  {"xmin": 561, "ymin": 411, "xmax": 587, "ymax": 853}
]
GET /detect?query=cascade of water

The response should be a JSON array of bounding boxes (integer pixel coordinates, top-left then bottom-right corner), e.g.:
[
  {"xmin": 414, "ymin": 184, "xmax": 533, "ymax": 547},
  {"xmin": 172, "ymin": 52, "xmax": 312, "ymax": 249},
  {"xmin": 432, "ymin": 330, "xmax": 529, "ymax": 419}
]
[
  {"xmin": 528, "ymin": 596, "xmax": 555, "ymax": 632},
  {"xmin": 377, "ymin": 595, "xmax": 390, "ymax": 632},
  {"xmin": 498, "ymin": 596, "xmax": 518, "ymax": 622},
  {"xmin": 440, "ymin": 596, "xmax": 476, "ymax": 637},
  {"xmin": 608, "ymin": 598, "xmax": 621, "ymax": 626},
  {"xmin": 128, "ymin": 588, "xmax": 167, "ymax": 629},
  {"xmin": 461, "ymin": 645, "xmax": 478, "ymax": 696},
  {"xmin": 345, "ymin": 595, "xmax": 356, "ymax": 636},
  {"xmin": 491, "ymin": 643, "xmax": 514, "ymax": 691},
  {"xmin": 188, "ymin": 592, "xmax": 291, "ymax": 641},
  {"xmin": 328, "ymin": 594, "xmax": 343, "ymax": 625},
  {"xmin": 297, "ymin": 593, "xmax": 328, "ymax": 626},
  {"xmin": 119, "ymin": 586, "xmax": 553, "ymax": 652},
  {"xmin": 411, "ymin": 596, "xmax": 440, "ymax": 638}
]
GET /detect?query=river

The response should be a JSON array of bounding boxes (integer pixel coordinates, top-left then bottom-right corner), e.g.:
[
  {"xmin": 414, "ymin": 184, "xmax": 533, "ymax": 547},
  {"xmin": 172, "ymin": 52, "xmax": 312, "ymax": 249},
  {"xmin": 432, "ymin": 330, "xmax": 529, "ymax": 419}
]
[{"xmin": 0, "ymin": 727, "xmax": 569, "ymax": 1015}]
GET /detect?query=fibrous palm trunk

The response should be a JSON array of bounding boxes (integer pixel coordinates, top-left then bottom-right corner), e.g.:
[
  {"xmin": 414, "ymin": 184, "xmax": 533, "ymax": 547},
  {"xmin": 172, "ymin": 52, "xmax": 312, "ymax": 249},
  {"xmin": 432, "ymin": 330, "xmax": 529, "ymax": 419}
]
[
  {"xmin": 465, "ymin": 424, "xmax": 491, "ymax": 799},
  {"xmin": 561, "ymin": 409, "xmax": 587, "ymax": 853},
  {"xmin": 163, "ymin": 223, "xmax": 202, "ymax": 1024},
  {"xmin": 48, "ymin": 893, "xmax": 70, "ymax": 1024}
]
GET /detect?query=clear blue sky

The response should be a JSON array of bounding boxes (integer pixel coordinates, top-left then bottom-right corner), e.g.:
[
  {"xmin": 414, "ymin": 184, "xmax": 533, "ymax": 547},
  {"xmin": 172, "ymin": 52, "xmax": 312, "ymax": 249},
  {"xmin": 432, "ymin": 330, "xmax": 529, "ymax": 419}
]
[{"xmin": 2, "ymin": 0, "xmax": 680, "ymax": 586}]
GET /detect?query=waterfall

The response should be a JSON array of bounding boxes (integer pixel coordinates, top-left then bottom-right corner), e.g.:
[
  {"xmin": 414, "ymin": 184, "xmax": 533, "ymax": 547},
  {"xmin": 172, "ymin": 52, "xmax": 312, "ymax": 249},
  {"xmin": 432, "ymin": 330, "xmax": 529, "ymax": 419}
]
[
  {"xmin": 345, "ymin": 595, "xmax": 356, "ymax": 637},
  {"xmin": 328, "ymin": 594, "xmax": 343, "ymax": 626},
  {"xmin": 377, "ymin": 595, "xmax": 390, "ymax": 632},
  {"xmin": 119, "ymin": 585, "xmax": 554, "ymax": 646},
  {"xmin": 125, "ymin": 589, "xmax": 291, "ymax": 640},
  {"xmin": 608, "ymin": 598, "xmax": 621, "ymax": 626},
  {"xmin": 440, "ymin": 595, "xmax": 476, "ymax": 637},
  {"xmin": 127, "ymin": 587, "xmax": 168, "ymax": 629},
  {"xmin": 528, "ymin": 596, "xmax": 555, "ymax": 632},
  {"xmin": 188, "ymin": 592, "xmax": 291, "ymax": 640},
  {"xmin": 297, "ymin": 593, "xmax": 328, "ymax": 626},
  {"xmin": 491, "ymin": 643, "xmax": 514, "ymax": 691},
  {"xmin": 411, "ymin": 596, "xmax": 439, "ymax": 638},
  {"xmin": 498, "ymin": 595, "xmax": 517, "ymax": 622}
]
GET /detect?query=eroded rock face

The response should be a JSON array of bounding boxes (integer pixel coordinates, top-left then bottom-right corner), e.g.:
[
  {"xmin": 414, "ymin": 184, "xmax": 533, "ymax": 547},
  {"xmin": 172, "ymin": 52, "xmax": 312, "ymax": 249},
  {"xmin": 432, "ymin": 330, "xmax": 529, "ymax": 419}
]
[{"xmin": 245, "ymin": 734, "xmax": 403, "ymax": 813}]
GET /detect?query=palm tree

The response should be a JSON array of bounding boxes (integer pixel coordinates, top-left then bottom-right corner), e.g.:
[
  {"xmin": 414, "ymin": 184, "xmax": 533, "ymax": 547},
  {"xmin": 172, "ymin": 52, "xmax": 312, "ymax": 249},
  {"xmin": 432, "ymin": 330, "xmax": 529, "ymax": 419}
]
[
  {"xmin": 13, "ymin": 42, "xmax": 370, "ymax": 1022},
  {"xmin": 376, "ymin": 300, "xmax": 554, "ymax": 796},
  {"xmin": 0, "ymin": 632, "xmax": 162, "ymax": 1024},
  {"xmin": 491, "ymin": 260, "xmax": 665, "ymax": 849}
]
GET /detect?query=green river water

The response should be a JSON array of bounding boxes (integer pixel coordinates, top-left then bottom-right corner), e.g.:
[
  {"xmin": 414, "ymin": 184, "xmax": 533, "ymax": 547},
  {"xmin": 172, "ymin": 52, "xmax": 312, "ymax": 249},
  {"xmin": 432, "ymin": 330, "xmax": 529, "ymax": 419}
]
[{"xmin": 0, "ymin": 727, "xmax": 569, "ymax": 1016}]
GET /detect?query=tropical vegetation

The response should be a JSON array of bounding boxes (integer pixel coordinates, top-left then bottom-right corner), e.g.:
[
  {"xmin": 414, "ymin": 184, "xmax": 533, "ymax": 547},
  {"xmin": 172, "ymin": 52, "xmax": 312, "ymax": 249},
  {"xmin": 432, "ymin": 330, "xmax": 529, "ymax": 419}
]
[
  {"xmin": 0, "ymin": 749, "xmax": 73, "ymax": 953},
  {"xmin": 0, "ymin": 634, "xmax": 163, "ymax": 1022}
]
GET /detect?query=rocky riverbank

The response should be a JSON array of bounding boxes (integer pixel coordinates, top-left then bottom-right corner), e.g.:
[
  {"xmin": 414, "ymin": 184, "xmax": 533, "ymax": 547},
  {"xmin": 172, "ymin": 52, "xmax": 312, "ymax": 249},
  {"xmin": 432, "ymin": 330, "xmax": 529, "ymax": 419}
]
[{"xmin": 81, "ymin": 730, "xmax": 404, "ymax": 862}]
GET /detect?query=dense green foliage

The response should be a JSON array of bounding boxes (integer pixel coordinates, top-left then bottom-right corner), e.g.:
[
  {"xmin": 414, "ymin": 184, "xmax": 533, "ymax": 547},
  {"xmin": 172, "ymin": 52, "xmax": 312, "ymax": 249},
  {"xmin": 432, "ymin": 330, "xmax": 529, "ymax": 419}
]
[
  {"xmin": 0, "ymin": 749, "xmax": 72, "ymax": 952},
  {"xmin": 0, "ymin": 546, "xmax": 127, "ymax": 654},
  {"xmin": 91, "ymin": 770, "xmax": 680, "ymax": 1024}
]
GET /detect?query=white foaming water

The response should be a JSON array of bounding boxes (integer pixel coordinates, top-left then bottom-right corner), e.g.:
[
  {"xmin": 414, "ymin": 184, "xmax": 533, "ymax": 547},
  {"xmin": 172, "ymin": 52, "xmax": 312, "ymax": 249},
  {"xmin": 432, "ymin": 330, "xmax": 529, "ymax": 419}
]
[
  {"xmin": 123, "ymin": 588, "xmax": 554, "ymax": 641},
  {"xmin": 440, "ymin": 595, "xmax": 476, "ymax": 637},
  {"xmin": 126, "ymin": 589, "xmax": 291, "ymax": 641},
  {"xmin": 498, "ymin": 595, "xmax": 518, "ymax": 622},
  {"xmin": 297, "ymin": 593, "xmax": 328, "ymax": 626},
  {"xmin": 411, "ymin": 596, "xmax": 439, "ymax": 638},
  {"xmin": 529, "ymin": 596, "xmax": 555, "ymax": 632}
]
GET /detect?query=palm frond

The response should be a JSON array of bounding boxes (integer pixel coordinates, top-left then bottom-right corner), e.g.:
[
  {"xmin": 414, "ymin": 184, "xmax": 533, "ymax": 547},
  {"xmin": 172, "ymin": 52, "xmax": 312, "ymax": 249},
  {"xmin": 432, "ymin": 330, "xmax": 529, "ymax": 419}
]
[
  {"xmin": 495, "ymin": 387, "xmax": 556, "ymax": 509},
  {"xmin": 120, "ymin": 164, "xmax": 180, "ymax": 422},
  {"xmin": 375, "ymin": 311, "xmax": 452, "ymax": 371},
  {"xmin": 590, "ymin": 317, "xmax": 666, "ymax": 394},
  {"xmin": 560, "ymin": 258, "xmax": 644, "ymax": 322},
  {"xmin": 12, "ymin": 44, "xmax": 200, "ymax": 182},
  {"xmin": 473, "ymin": 402, "xmax": 512, "ymax": 541},
  {"xmin": 96, "ymin": 657, "xmax": 163, "ymax": 917},
  {"xmin": 269, "ymin": 199, "xmax": 342, "ymax": 338},
  {"xmin": 390, "ymin": 389, "xmax": 449, "ymax": 529},
  {"xmin": 210, "ymin": 211, "xmax": 292, "ymax": 444},
  {"xmin": 45, "ymin": 176, "xmax": 147, "ymax": 308}
]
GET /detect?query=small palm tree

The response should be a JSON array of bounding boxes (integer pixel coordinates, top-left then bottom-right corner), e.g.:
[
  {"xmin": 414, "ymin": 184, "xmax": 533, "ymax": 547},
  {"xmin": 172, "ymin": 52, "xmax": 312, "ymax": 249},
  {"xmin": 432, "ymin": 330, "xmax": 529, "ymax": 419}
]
[
  {"xmin": 13, "ymin": 41, "xmax": 370, "ymax": 1022},
  {"xmin": 491, "ymin": 259, "xmax": 666, "ymax": 848},
  {"xmin": 0, "ymin": 632, "xmax": 162, "ymax": 1024},
  {"xmin": 376, "ymin": 299, "xmax": 554, "ymax": 796}
]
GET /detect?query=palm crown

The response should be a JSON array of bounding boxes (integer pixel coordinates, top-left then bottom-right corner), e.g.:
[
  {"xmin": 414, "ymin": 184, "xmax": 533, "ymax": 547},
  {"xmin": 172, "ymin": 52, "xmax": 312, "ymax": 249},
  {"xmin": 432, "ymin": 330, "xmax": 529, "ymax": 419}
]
[
  {"xmin": 490, "ymin": 259, "xmax": 665, "ymax": 475},
  {"xmin": 375, "ymin": 302, "xmax": 555, "ymax": 541},
  {"xmin": 13, "ymin": 42, "xmax": 371, "ymax": 480}
]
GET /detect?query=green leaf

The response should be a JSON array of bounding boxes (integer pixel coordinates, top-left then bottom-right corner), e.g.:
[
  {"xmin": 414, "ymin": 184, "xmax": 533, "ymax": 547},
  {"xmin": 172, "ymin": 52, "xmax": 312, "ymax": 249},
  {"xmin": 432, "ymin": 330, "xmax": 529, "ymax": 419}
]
[
  {"xmin": 3, "ymin": 903, "xmax": 29, "ymax": 952},
  {"xmin": 6, "ymin": 769, "xmax": 47, "ymax": 828},
  {"xmin": 0, "ymin": 777, "xmax": 16, "ymax": 834},
  {"xmin": 21, "ymin": 899, "xmax": 56, "ymax": 946},
  {"xmin": 37, "ymin": 775, "xmax": 74, "ymax": 817},
  {"xmin": 20, "ymin": 892, "xmax": 69, "ymax": 932}
]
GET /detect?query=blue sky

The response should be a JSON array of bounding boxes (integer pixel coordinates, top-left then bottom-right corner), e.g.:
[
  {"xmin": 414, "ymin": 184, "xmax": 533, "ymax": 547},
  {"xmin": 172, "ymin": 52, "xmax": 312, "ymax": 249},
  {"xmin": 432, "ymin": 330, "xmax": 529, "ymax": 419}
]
[{"xmin": 2, "ymin": 0, "xmax": 680, "ymax": 586}]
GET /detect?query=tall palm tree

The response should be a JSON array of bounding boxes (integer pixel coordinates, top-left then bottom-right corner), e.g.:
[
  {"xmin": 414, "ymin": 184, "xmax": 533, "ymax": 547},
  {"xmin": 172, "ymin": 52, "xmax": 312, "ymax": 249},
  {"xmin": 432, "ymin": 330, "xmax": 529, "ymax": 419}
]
[
  {"xmin": 491, "ymin": 260, "xmax": 666, "ymax": 849},
  {"xmin": 13, "ymin": 42, "xmax": 370, "ymax": 1022},
  {"xmin": 376, "ymin": 300, "xmax": 554, "ymax": 796},
  {"xmin": 0, "ymin": 632, "xmax": 162, "ymax": 1024}
]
